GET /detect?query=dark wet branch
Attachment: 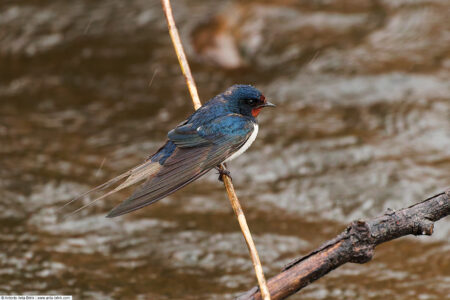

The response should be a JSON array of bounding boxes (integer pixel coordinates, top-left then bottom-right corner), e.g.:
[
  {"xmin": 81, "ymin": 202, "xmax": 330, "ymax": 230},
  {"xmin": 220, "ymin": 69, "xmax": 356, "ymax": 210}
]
[{"xmin": 237, "ymin": 189, "xmax": 450, "ymax": 300}]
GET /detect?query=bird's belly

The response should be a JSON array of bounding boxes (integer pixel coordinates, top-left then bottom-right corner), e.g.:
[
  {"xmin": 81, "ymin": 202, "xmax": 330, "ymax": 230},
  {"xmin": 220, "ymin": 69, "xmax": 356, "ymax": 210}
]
[{"xmin": 224, "ymin": 123, "xmax": 259, "ymax": 162}]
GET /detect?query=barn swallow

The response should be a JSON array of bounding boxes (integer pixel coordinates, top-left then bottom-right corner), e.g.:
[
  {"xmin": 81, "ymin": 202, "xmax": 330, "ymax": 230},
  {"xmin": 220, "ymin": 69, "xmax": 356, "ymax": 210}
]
[{"xmin": 66, "ymin": 85, "xmax": 275, "ymax": 217}]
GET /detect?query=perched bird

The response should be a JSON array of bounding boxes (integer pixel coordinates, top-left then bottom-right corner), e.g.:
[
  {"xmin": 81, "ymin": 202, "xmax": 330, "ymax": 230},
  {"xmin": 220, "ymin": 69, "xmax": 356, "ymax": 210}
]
[{"xmin": 66, "ymin": 85, "xmax": 275, "ymax": 217}]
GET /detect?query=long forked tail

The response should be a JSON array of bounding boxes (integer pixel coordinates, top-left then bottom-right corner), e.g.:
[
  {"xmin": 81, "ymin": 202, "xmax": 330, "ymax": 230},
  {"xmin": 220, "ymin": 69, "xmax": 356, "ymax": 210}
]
[{"xmin": 60, "ymin": 159, "xmax": 161, "ymax": 218}]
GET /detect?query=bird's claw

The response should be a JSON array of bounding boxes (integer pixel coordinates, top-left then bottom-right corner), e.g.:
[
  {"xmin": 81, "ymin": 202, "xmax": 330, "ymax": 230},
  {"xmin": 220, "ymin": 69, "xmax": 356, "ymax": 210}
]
[{"xmin": 216, "ymin": 167, "xmax": 232, "ymax": 182}]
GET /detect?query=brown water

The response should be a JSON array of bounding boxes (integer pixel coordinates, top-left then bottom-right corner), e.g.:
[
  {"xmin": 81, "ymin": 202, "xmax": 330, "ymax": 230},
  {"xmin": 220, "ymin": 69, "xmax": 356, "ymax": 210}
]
[{"xmin": 1, "ymin": 0, "xmax": 449, "ymax": 299}]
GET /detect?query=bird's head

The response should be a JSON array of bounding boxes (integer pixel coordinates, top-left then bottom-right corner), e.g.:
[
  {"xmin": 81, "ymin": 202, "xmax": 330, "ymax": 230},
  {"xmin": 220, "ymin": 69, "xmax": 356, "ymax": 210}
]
[{"xmin": 223, "ymin": 85, "xmax": 275, "ymax": 117}]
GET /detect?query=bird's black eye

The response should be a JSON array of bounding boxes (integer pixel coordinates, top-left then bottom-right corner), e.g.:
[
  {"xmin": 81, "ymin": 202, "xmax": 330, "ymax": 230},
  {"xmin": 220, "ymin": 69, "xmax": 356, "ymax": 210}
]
[{"xmin": 247, "ymin": 99, "xmax": 257, "ymax": 106}]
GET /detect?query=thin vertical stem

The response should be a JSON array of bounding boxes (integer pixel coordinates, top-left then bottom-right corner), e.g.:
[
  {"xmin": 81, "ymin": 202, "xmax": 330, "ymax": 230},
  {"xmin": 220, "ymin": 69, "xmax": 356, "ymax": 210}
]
[
  {"xmin": 220, "ymin": 164, "xmax": 271, "ymax": 300},
  {"xmin": 160, "ymin": 0, "xmax": 201, "ymax": 110},
  {"xmin": 160, "ymin": 1, "xmax": 271, "ymax": 299}
]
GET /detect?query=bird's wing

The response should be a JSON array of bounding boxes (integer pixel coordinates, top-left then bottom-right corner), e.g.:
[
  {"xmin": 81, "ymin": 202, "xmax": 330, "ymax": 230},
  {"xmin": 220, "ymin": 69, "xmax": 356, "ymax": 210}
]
[{"xmin": 106, "ymin": 114, "xmax": 254, "ymax": 217}]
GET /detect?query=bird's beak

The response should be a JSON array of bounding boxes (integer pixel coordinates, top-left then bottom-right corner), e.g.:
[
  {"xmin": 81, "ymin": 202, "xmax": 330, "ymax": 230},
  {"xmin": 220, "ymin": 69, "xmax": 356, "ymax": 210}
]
[{"xmin": 259, "ymin": 101, "xmax": 276, "ymax": 108}]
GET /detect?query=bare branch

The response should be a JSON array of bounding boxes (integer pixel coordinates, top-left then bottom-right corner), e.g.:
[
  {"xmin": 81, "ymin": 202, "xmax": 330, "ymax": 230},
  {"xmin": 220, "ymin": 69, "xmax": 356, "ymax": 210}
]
[
  {"xmin": 238, "ymin": 189, "xmax": 450, "ymax": 300},
  {"xmin": 160, "ymin": 1, "xmax": 270, "ymax": 298},
  {"xmin": 160, "ymin": 0, "xmax": 201, "ymax": 110}
]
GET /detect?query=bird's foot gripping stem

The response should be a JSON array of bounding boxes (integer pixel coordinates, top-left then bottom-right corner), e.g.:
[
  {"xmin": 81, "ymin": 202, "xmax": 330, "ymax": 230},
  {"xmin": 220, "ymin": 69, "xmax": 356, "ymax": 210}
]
[{"xmin": 215, "ymin": 164, "xmax": 232, "ymax": 182}]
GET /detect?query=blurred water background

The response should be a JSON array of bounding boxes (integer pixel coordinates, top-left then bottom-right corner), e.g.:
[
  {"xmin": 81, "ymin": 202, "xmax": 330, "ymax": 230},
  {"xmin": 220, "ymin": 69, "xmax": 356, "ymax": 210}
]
[{"xmin": 1, "ymin": 0, "xmax": 449, "ymax": 299}]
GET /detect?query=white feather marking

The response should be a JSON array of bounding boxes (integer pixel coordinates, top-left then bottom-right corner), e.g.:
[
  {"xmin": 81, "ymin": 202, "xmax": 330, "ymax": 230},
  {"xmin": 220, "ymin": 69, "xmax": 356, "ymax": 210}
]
[{"xmin": 224, "ymin": 123, "xmax": 259, "ymax": 162}]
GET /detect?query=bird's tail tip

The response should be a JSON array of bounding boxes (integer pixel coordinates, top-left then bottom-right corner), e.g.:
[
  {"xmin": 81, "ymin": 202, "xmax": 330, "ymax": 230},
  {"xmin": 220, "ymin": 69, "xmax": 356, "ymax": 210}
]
[
  {"xmin": 105, "ymin": 212, "xmax": 115, "ymax": 218},
  {"xmin": 59, "ymin": 160, "xmax": 160, "ymax": 219},
  {"xmin": 105, "ymin": 209, "xmax": 121, "ymax": 218}
]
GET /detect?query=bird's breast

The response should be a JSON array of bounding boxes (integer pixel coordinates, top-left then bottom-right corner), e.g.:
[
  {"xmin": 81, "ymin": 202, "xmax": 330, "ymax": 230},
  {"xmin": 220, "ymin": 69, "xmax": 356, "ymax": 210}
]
[{"xmin": 224, "ymin": 123, "xmax": 259, "ymax": 162}]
